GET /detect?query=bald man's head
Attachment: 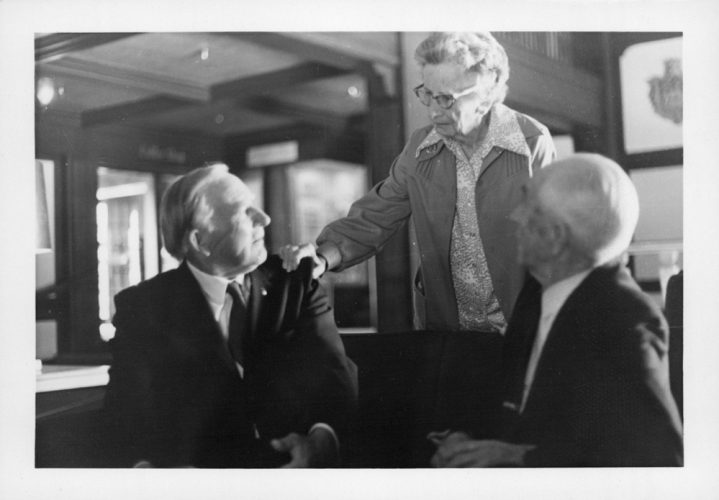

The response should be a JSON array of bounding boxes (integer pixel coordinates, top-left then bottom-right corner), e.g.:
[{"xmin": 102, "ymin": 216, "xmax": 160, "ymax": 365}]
[{"xmin": 513, "ymin": 153, "xmax": 639, "ymax": 277}]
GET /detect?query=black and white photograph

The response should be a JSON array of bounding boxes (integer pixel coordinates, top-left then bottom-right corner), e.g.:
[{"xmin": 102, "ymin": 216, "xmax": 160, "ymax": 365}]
[{"xmin": 1, "ymin": 1, "xmax": 718, "ymax": 499}]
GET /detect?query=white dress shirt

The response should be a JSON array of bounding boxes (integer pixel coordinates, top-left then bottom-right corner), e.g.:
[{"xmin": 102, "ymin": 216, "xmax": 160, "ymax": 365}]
[
  {"xmin": 520, "ymin": 269, "xmax": 592, "ymax": 413},
  {"xmin": 187, "ymin": 261, "xmax": 246, "ymax": 374},
  {"xmin": 186, "ymin": 261, "xmax": 337, "ymax": 447}
]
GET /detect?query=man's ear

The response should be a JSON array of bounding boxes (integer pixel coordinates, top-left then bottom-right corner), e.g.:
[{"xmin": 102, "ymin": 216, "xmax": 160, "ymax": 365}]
[
  {"xmin": 188, "ymin": 229, "xmax": 211, "ymax": 257},
  {"xmin": 547, "ymin": 221, "xmax": 569, "ymax": 256}
]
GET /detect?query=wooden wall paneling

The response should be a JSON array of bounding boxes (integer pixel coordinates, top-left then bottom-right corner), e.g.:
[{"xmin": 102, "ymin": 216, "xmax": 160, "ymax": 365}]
[
  {"xmin": 502, "ymin": 37, "xmax": 604, "ymax": 130},
  {"xmin": 365, "ymin": 65, "xmax": 412, "ymax": 333},
  {"xmin": 63, "ymin": 156, "xmax": 103, "ymax": 359}
]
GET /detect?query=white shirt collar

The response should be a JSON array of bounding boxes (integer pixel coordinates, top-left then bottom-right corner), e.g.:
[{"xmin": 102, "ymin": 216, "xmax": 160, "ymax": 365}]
[
  {"xmin": 414, "ymin": 103, "xmax": 530, "ymax": 159},
  {"xmin": 186, "ymin": 260, "xmax": 245, "ymax": 320},
  {"xmin": 540, "ymin": 269, "xmax": 593, "ymax": 321}
]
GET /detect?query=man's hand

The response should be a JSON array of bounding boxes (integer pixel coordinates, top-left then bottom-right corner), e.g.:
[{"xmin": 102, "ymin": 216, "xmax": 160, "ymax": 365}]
[
  {"xmin": 429, "ymin": 432, "xmax": 535, "ymax": 468},
  {"xmin": 270, "ymin": 428, "xmax": 338, "ymax": 468},
  {"xmin": 279, "ymin": 243, "xmax": 327, "ymax": 279}
]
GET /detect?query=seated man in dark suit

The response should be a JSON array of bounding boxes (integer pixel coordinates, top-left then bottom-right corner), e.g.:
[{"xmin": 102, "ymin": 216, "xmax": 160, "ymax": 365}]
[
  {"xmin": 430, "ymin": 153, "xmax": 683, "ymax": 467},
  {"xmin": 103, "ymin": 163, "xmax": 357, "ymax": 468}
]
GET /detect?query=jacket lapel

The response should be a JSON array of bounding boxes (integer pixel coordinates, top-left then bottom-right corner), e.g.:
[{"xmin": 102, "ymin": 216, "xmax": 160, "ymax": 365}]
[
  {"xmin": 523, "ymin": 264, "xmax": 622, "ymax": 411},
  {"xmin": 416, "ymin": 144, "xmax": 457, "ymax": 238},
  {"xmin": 479, "ymin": 147, "xmax": 504, "ymax": 177},
  {"xmin": 247, "ymin": 266, "xmax": 270, "ymax": 344},
  {"xmin": 477, "ymin": 105, "xmax": 532, "ymax": 181},
  {"xmin": 170, "ymin": 262, "xmax": 238, "ymax": 372},
  {"xmin": 502, "ymin": 277, "xmax": 542, "ymax": 413}
]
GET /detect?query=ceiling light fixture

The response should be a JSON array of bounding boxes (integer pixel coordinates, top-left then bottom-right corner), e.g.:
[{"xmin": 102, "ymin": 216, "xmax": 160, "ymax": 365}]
[{"xmin": 347, "ymin": 86, "xmax": 361, "ymax": 98}]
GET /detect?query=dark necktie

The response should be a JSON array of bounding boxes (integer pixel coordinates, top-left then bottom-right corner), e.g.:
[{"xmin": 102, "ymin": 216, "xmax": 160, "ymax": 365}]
[{"xmin": 226, "ymin": 280, "xmax": 248, "ymax": 365}]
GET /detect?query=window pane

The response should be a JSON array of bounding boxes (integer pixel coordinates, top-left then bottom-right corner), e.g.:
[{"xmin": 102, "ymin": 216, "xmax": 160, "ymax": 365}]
[
  {"xmin": 274, "ymin": 160, "xmax": 377, "ymax": 331},
  {"xmin": 96, "ymin": 168, "xmax": 159, "ymax": 340},
  {"xmin": 36, "ymin": 159, "xmax": 57, "ymax": 361}
]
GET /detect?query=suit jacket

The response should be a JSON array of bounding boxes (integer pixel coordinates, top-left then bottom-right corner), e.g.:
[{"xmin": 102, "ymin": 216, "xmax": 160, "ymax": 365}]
[
  {"xmin": 317, "ymin": 104, "xmax": 556, "ymax": 330},
  {"xmin": 665, "ymin": 270, "xmax": 683, "ymax": 417},
  {"xmin": 500, "ymin": 263, "xmax": 683, "ymax": 466},
  {"xmin": 103, "ymin": 256, "xmax": 358, "ymax": 468}
]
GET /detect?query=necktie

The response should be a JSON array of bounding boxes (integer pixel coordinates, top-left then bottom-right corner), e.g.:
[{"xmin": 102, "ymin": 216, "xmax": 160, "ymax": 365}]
[{"xmin": 226, "ymin": 281, "xmax": 248, "ymax": 365}]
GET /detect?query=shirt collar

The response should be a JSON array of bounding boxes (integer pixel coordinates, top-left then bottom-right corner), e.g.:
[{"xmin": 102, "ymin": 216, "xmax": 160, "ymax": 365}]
[
  {"xmin": 186, "ymin": 260, "xmax": 245, "ymax": 309},
  {"xmin": 414, "ymin": 103, "xmax": 531, "ymax": 159},
  {"xmin": 540, "ymin": 269, "xmax": 592, "ymax": 321},
  {"xmin": 415, "ymin": 128, "xmax": 444, "ymax": 158}
]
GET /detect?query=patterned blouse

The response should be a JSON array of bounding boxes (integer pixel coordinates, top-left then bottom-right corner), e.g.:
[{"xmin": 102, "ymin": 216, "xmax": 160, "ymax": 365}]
[{"xmin": 415, "ymin": 105, "xmax": 531, "ymax": 331}]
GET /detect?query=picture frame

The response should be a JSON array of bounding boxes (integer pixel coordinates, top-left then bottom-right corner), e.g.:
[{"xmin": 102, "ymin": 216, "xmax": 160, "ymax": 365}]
[{"xmin": 612, "ymin": 33, "xmax": 683, "ymax": 169}]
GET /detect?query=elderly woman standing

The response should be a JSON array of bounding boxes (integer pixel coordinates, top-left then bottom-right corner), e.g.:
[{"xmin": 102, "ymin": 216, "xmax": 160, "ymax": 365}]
[{"xmin": 281, "ymin": 32, "xmax": 556, "ymax": 333}]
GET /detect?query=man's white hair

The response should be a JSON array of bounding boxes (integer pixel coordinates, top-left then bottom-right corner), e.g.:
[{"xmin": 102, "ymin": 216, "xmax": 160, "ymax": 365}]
[
  {"xmin": 159, "ymin": 163, "xmax": 230, "ymax": 260},
  {"xmin": 540, "ymin": 153, "xmax": 639, "ymax": 265}
]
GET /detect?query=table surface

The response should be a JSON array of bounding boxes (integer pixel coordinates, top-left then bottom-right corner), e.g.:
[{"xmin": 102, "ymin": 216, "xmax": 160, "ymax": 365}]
[{"xmin": 36, "ymin": 364, "xmax": 110, "ymax": 393}]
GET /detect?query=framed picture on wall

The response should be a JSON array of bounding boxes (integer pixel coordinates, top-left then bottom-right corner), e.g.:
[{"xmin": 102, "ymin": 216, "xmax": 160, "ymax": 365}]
[{"xmin": 618, "ymin": 34, "xmax": 683, "ymax": 163}]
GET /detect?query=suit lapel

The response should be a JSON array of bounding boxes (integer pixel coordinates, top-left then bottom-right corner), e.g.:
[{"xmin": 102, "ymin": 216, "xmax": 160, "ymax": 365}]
[
  {"xmin": 523, "ymin": 264, "xmax": 622, "ymax": 411},
  {"xmin": 247, "ymin": 266, "xmax": 271, "ymax": 344},
  {"xmin": 502, "ymin": 277, "xmax": 542, "ymax": 412},
  {"xmin": 170, "ymin": 262, "xmax": 238, "ymax": 372}
]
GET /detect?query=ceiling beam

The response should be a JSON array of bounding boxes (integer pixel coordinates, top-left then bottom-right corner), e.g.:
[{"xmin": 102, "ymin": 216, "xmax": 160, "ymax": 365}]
[
  {"xmin": 40, "ymin": 56, "xmax": 210, "ymax": 102},
  {"xmin": 226, "ymin": 122, "xmax": 327, "ymax": 149},
  {"xmin": 35, "ymin": 33, "xmax": 142, "ymax": 62},
  {"xmin": 230, "ymin": 33, "xmax": 402, "ymax": 98},
  {"xmin": 81, "ymin": 96, "xmax": 195, "ymax": 128},
  {"xmin": 78, "ymin": 63, "xmax": 349, "ymax": 128},
  {"xmin": 244, "ymin": 96, "xmax": 348, "ymax": 131},
  {"xmin": 210, "ymin": 62, "xmax": 348, "ymax": 100},
  {"xmin": 228, "ymin": 33, "xmax": 378, "ymax": 75}
]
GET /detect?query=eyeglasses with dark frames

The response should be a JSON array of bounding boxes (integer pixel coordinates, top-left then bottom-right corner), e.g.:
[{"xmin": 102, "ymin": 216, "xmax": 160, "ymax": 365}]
[{"xmin": 413, "ymin": 83, "xmax": 484, "ymax": 110}]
